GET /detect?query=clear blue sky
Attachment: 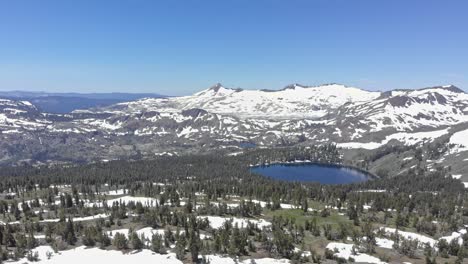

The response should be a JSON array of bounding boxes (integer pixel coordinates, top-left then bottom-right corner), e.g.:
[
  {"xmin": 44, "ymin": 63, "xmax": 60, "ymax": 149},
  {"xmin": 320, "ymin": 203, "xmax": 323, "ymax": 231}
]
[{"xmin": 0, "ymin": 0, "xmax": 467, "ymax": 95}]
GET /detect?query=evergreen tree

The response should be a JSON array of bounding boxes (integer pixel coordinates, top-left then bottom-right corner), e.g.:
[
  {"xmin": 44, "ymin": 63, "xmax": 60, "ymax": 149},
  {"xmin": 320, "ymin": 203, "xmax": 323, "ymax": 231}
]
[
  {"xmin": 130, "ymin": 232, "xmax": 143, "ymax": 250},
  {"xmin": 175, "ymin": 234, "xmax": 186, "ymax": 260},
  {"xmin": 64, "ymin": 217, "xmax": 77, "ymax": 245},
  {"xmin": 112, "ymin": 233, "xmax": 128, "ymax": 250},
  {"xmin": 151, "ymin": 234, "xmax": 164, "ymax": 254}
]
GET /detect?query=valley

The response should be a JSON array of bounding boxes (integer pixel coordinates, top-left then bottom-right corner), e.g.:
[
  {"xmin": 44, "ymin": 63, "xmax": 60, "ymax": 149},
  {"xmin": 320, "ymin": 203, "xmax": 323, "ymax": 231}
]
[
  {"xmin": 3, "ymin": 1, "xmax": 466, "ymax": 263},
  {"xmin": 1, "ymin": 84, "xmax": 468, "ymax": 263},
  {"xmin": 1, "ymin": 83, "xmax": 468, "ymax": 183}
]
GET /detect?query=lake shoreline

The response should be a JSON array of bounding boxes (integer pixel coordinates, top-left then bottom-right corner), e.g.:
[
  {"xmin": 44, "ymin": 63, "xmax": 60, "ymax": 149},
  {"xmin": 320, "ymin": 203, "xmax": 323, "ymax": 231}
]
[{"xmin": 250, "ymin": 161, "xmax": 377, "ymax": 184}]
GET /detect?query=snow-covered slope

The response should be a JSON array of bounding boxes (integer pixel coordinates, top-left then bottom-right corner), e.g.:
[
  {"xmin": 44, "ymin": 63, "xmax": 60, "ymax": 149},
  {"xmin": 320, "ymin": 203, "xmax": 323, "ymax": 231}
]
[
  {"xmin": 0, "ymin": 98, "xmax": 51, "ymax": 133},
  {"xmin": 1, "ymin": 83, "xmax": 468, "ymax": 164},
  {"xmin": 336, "ymin": 85, "xmax": 468, "ymax": 133},
  {"xmin": 99, "ymin": 83, "xmax": 380, "ymax": 119}
]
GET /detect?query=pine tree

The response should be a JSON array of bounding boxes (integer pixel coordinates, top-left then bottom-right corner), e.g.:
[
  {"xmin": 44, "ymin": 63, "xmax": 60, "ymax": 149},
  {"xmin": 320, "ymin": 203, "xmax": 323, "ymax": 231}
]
[
  {"xmin": 130, "ymin": 232, "xmax": 143, "ymax": 250},
  {"xmin": 175, "ymin": 234, "xmax": 186, "ymax": 260},
  {"xmin": 112, "ymin": 233, "xmax": 128, "ymax": 250},
  {"xmin": 26, "ymin": 232, "xmax": 37, "ymax": 250},
  {"xmin": 188, "ymin": 229, "xmax": 200, "ymax": 262},
  {"xmin": 15, "ymin": 233, "xmax": 27, "ymax": 256},
  {"xmin": 99, "ymin": 232, "xmax": 111, "ymax": 249},
  {"xmin": 151, "ymin": 234, "xmax": 164, "ymax": 254},
  {"xmin": 64, "ymin": 217, "xmax": 77, "ymax": 245},
  {"xmin": 301, "ymin": 198, "xmax": 308, "ymax": 213},
  {"xmin": 83, "ymin": 226, "xmax": 96, "ymax": 247}
]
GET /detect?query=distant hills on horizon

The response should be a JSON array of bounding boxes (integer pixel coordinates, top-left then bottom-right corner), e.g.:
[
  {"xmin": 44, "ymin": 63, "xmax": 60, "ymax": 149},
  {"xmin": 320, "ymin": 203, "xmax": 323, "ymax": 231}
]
[
  {"xmin": 0, "ymin": 82, "xmax": 463, "ymax": 113},
  {"xmin": 0, "ymin": 90, "xmax": 166, "ymax": 113}
]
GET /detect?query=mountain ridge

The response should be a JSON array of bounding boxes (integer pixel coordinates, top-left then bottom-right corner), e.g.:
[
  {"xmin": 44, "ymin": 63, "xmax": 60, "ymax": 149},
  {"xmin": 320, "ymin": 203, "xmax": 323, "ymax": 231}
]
[
  {"xmin": 0, "ymin": 91, "xmax": 166, "ymax": 113},
  {"xmin": 1, "ymin": 82, "xmax": 468, "ymax": 171}
]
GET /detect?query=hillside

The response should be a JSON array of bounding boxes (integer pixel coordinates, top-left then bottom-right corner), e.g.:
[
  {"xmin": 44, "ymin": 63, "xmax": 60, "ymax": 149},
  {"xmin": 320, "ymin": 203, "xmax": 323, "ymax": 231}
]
[{"xmin": 1, "ymin": 83, "xmax": 467, "ymax": 181}]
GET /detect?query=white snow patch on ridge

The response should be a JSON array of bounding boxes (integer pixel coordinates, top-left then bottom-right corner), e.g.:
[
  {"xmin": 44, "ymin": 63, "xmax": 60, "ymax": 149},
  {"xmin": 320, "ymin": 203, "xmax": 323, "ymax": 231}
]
[
  {"xmin": 450, "ymin": 128, "xmax": 468, "ymax": 153},
  {"xmin": 115, "ymin": 84, "xmax": 380, "ymax": 120},
  {"xmin": 338, "ymin": 128, "xmax": 448, "ymax": 150},
  {"xmin": 337, "ymin": 141, "xmax": 382, "ymax": 150}
]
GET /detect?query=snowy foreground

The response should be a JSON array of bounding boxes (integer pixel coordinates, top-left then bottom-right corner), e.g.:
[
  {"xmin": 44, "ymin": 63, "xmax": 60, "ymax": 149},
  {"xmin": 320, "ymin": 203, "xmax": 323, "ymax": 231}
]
[
  {"xmin": 326, "ymin": 242, "xmax": 387, "ymax": 264},
  {"xmin": 8, "ymin": 245, "xmax": 289, "ymax": 264}
]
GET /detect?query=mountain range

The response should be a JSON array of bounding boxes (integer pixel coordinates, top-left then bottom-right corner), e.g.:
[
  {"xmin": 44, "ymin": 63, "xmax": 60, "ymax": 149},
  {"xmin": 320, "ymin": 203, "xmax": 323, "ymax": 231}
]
[
  {"xmin": 0, "ymin": 91, "xmax": 165, "ymax": 113},
  {"xmin": 1, "ymin": 83, "xmax": 468, "ymax": 180}
]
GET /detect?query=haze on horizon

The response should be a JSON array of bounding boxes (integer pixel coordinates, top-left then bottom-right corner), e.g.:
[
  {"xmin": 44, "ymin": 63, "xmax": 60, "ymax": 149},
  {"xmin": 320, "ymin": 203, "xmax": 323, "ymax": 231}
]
[{"xmin": 0, "ymin": 0, "xmax": 467, "ymax": 96}]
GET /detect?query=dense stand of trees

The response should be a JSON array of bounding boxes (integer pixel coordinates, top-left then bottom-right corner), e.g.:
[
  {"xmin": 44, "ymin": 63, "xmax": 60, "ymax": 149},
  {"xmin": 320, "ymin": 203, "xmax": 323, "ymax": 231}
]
[{"xmin": 0, "ymin": 146, "xmax": 466, "ymax": 263}]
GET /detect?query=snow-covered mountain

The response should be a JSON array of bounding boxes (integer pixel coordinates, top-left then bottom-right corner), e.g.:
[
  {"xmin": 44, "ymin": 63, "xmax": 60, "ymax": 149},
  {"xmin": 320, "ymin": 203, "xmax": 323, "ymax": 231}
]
[
  {"xmin": 338, "ymin": 85, "xmax": 468, "ymax": 131},
  {"xmin": 1, "ymin": 83, "xmax": 468, "ymax": 165},
  {"xmin": 95, "ymin": 83, "xmax": 380, "ymax": 119},
  {"xmin": 0, "ymin": 98, "xmax": 51, "ymax": 133}
]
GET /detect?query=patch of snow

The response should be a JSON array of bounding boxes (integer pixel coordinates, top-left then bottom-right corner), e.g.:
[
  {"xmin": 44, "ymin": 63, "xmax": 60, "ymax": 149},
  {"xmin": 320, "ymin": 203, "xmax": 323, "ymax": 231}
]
[
  {"xmin": 450, "ymin": 128, "xmax": 468, "ymax": 153},
  {"xmin": 376, "ymin": 237, "xmax": 394, "ymax": 249},
  {"xmin": 380, "ymin": 228, "xmax": 436, "ymax": 247},
  {"xmin": 439, "ymin": 228, "xmax": 467, "ymax": 245},
  {"xmin": 339, "ymin": 129, "xmax": 449, "ymax": 150},
  {"xmin": 202, "ymin": 255, "xmax": 290, "ymax": 264},
  {"xmin": 197, "ymin": 216, "xmax": 271, "ymax": 229},
  {"xmin": 8, "ymin": 245, "xmax": 182, "ymax": 264},
  {"xmin": 326, "ymin": 242, "xmax": 386, "ymax": 263}
]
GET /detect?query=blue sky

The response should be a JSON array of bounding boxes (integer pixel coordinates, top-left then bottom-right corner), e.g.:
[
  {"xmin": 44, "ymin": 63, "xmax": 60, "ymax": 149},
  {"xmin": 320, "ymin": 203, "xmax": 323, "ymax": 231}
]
[{"xmin": 0, "ymin": 0, "xmax": 467, "ymax": 95}]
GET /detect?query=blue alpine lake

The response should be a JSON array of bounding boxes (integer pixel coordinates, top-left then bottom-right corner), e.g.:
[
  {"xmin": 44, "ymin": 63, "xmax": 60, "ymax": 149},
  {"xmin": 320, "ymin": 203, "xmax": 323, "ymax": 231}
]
[{"xmin": 251, "ymin": 163, "xmax": 371, "ymax": 184}]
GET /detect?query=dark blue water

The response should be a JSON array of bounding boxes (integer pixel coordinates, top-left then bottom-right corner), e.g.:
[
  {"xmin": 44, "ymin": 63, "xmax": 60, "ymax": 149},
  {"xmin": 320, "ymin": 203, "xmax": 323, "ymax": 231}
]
[
  {"xmin": 239, "ymin": 142, "xmax": 256, "ymax": 148},
  {"xmin": 251, "ymin": 163, "xmax": 371, "ymax": 184}
]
